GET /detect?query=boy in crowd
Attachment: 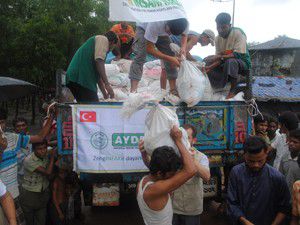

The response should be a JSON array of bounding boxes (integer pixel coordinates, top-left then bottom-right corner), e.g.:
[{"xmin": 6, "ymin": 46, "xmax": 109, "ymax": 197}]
[
  {"xmin": 227, "ymin": 136, "xmax": 290, "ymax": 225},
  {"xmin": 129, "ymin": 18, "xmax": 189, "ymax": 100},
  {"xmin": 66, "ymin": 31, "xmax": 118, "ymax": 102},
  {"xmin": 268, "ymin": 116, "xmax": 285, "ymax": 170},
  {"xmin": 172, "ymin": 124, "xmax": 210, "ymax": 225},
  {"xmin": 137, "ymin": 126, "xmax": 196, "ymax": 225},
  {"xmin": 253, "ymin": 114, "xmax": 270, "ymax": 144},
  {"xmin": 20, "ymin": 141, "xmax": 56, "ymax": 225},
  {"xmin": 280, "ymin": 129, "xmax": 300, "ymax": 194},
  {"xmin": 0, "ymin": 105, "xmax": 56, "ymax": 225},
  {"xmin": 0, "ymin": 179, "xmax": 17, "ymax": 225}
]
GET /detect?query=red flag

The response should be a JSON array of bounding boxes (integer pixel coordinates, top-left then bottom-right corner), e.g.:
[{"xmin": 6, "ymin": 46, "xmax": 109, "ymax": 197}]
[{"xmin": 80, "ymin": 111, "xmax": 96, "ymax": 122}]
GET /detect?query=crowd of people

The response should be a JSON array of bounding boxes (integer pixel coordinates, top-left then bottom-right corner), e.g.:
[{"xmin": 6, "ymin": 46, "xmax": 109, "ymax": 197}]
[{"xmin": 0, "ymin": 106, "xmax": 82, "ymax": 225}]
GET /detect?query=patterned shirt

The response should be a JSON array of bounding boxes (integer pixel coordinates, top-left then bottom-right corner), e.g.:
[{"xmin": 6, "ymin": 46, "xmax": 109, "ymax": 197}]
[
  {"xmin": 292, "ymin": 181, "xmax": 300, "ymax": 217},
  {"xmin": 22, "ymin": 152, "xmax": 49, "ymax": 192},
  {"xmin": 0, "ymin": 132, "xmax": 30, "ymax": 199}
]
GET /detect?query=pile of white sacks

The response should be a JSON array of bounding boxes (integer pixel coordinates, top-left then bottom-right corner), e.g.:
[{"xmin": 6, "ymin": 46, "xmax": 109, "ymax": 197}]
[{"xmin": 99, "ymin": 58, "xmax": 244, "ymax": 104}]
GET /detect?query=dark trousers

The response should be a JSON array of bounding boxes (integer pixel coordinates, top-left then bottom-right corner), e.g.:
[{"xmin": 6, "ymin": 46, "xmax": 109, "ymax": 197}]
[
  {"xmin": 20, "ymin": 188, "xmax": 50, "ymax": 225},
  {"xmin": 173, "ymin": 214, "xmax": 200, "ymax": 225},
  {"xmin": 67, "ymin": 81, "xmax": 98, "ymax": 103},
  {"xmin": 207, "ymin": 58, "xmax": 246, "ymax": 89}
]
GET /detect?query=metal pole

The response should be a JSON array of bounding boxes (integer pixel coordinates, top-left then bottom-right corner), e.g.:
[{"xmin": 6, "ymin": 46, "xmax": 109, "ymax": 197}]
[{"xmin": 232, "ymin": 0, "xmax": 235, "ymax": 27}]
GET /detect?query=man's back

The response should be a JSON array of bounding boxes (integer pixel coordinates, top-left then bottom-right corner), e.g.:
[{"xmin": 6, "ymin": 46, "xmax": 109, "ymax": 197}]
[{"xmin": 227, "ymin": 163, "xmax": 290, "ymax": 225}]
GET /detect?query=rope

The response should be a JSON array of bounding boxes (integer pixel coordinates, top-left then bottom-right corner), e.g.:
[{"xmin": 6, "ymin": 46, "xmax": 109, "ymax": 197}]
[{"xmin": 245, "ymin": 98, "xmax": 263, "ymax": 118}]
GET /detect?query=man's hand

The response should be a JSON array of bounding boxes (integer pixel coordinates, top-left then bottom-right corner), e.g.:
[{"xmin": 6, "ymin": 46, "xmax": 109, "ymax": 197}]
[
  {"xmin": 48, "ymin": 103, "xmax": 57, "ymax": 117},
  {"xmin": 58, "ymin": 212, "xmax": 65, "ymax": 221},
  {"xmin": 105, "ymin": 83, "xmax": 115, "ymax": 99},
  {"xmin": 169, "ymin": 57, "xmax": 180, "ymax": 67},
  {"xmin": 170, "ymin": 126, "xmax": 182, "ymax": 143},
  {"xmin": 138, "ymin": 140, "xmax": 145, "ymax": 153},
  {"xmin": 179, "ymin": 47, "xmax": 186, "ymax": 59}
]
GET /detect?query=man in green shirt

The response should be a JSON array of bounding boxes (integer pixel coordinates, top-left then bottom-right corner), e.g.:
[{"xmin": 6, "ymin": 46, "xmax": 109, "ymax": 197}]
[
  {"xmin": 66, "ymin": 31, "xmax": 119, "ymax": 102},
  {"xmin": 20, "ymin": 141, "xmax": 56, "ymax": 225},
  {"xmin": 204, "ymin": 13, "xmax": 251, "ymax": 99}
]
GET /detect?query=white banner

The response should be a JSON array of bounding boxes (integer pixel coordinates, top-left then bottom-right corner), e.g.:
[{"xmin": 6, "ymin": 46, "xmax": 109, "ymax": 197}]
[
  {"xmin": 72, "ymin": 105, "xmax": 149, "ymax": 173},
  {"xmin": 109, "ymin": 0, "xmax": 186, "ymax": 23}
]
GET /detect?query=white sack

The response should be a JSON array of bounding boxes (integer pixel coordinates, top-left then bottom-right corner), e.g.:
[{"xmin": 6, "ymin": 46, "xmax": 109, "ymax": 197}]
[
  {"xmin": 108, "ymin": 73, "xmax": 130, "ymax": 87},
  {"xmin": 111, "ymin": 59, "xmax": 132, "ymax": 73},
  {"xmin": 105, "ymin": 64, "xmax": 120, "ymax": 77},
  {"xmin": 144, "ymin": 104, "xmax": 190, "ymax": 156},
  {"xmin": 177, "ymin": 60, "xmax": 207, "ymax": 106}
]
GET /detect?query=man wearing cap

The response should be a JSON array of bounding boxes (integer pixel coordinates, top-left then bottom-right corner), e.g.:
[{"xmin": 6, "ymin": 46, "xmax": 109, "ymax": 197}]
[
  {"xmin": 204, "ymin": 12, "xmax": 251, "ymax": 99},
  {"xmin": 170, "ymin": 29, "xmax": 215, "ymax": 61}
]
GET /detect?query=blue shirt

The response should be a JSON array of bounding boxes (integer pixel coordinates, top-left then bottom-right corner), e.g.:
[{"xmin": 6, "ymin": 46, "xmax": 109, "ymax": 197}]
[
  {"xmin": 170, "ymin": 31, "xmax": 199, "ymax": 46},
  {"xmin": 227, "ymin": 163, "xmax": 290, "ymax": 225}
]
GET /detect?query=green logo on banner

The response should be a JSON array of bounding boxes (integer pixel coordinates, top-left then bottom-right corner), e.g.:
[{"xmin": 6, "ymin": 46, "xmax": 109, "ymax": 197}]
[{"xmin": 112, "ymin": 133, "xmax": 144, "ymax": 147}]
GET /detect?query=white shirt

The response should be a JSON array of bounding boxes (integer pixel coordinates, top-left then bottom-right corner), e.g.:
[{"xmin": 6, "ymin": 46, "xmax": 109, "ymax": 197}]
[
  {"xmin": 272, "ymin": 131, "xmax": 289, "ymax": 170},
  {"xmin": 137, "ymin": 21, "xmax": 189, "ymax": 43},
  {"xmin": 0, "ymin": 179, "xmax": 7, "ymax": 198}
]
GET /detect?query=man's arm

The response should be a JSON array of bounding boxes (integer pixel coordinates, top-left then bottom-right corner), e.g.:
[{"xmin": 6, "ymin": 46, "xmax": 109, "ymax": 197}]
[
  {"xmin": 30, "ymin": 105, "xmax": 56, "ymax": 143},
  {"xmin": 180, "ymin": 34, "xmax": 188, "ymax": 58},
  {"xmin": 139, "ymin": 140, "xmax": 150, "ymax": 168},
  {"xmin": 95, "ymin": 59, "xmax": 114, "ymax": 99},
  {"xmin": 0, "ymin": 126, "xmax": 7, "ymax": 151},
  {"xmin": 144, "ymin": 126, "xmax": 196, "ymax": 199},
  {"xmin": 52, "ymin": 179, "xmax": 65, "ymax": 221},
  {"xmin": 146, "ymin": 42, "xmax": 180, "ymax": 67},
  {"xmin": 0, "ymin": 192, "xmax": 17, "ymax": 225},
  {"xmin": 194, "ymin": 154, "xmax": 210, "ymax": 182},
  {"xmin": 33, "ymin": 149, "xmax": 56, "ymax": 176},
  {"xmin": 271, "ymin": 212, "xmax": 286, "ymax": 225},
  {"xmin": 227, "ymin": 168, "xmax": 248, "ymax": 224}
]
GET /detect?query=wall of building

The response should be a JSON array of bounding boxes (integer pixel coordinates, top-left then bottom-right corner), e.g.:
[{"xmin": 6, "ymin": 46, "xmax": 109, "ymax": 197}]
[{"xmin": 249, "ymin": 49, "xmax": 300, "ymax": 77}]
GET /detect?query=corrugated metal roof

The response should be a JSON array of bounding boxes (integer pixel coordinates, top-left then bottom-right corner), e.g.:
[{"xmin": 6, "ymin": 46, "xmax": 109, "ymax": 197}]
[
  {"xmin": 253, "ymin": 76, "xmax": 300, "ymax": 102},
  {"xmin": 249, "ymin": 36, "xmax": 300, "ymax": 50}
]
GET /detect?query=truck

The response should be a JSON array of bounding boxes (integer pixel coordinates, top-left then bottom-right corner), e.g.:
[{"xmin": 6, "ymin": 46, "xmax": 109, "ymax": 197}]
[{"xmin": 55, "ymin": 69, "xmax": 253, "ymax": 207}]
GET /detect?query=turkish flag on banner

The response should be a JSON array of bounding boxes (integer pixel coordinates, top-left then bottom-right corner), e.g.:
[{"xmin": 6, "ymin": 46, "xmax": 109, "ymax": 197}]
[{"xmin": 80, "ymin": 111, "xmax": 96, "ymax": 122}]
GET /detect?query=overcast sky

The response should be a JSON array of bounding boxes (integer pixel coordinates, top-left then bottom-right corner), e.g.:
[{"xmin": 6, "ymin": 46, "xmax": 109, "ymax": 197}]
[{"xmin": 181, "ymin": 0, "xmax": 300, "ymax": 58}]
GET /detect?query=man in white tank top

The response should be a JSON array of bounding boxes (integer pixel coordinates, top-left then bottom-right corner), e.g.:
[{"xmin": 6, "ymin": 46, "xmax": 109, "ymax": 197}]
[{"xmin": 137, "ymin": 126, "xmax": 196, "ymax": 225}]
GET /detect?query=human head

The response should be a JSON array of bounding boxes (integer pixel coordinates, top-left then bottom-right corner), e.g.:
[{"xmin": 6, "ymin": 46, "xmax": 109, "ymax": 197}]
[
  {"xmin": 278, "ymin": 111, "xmax": 299, "ymax": 134},
  {"xmin": 149, "ymin": 146, "xmax": 182, "ymax": 180},
  {"xmin": 267, "ymin": 116, "xmax": 278, "ymax": 138},
  {"xmin": 12, "ymin": 117, "xmax": 28, "ymax": 134},
  {"xmin": 288, "ymin": 129, "xmax": 300, "ymax": 155},
  {"xmin": 215, "ymin": 12, "xmax": 231, "ymax": 38},
  {"xmin": 244, "ymin": 136, "xmax": 268, "ymax": 172},
  {"xmin": 166, "ymin": 18, "xmax": 188, "ymax": 36},
  {"xmin": 199, "ymin": 29, "xmax": 215, "ymax": 46},
  {"xmin": 120, "ymin": 22, "xmax": 128, "ymax": 30},
  {"xmin": 254, "ymin": 114, "xmax": 269, "ymax": 134},
  {"xmin": 0, "ymin": 108, "xmax": 8, "ymax": 131},
  {"xmin": 104, "ymin": 31, "xmax": 119, "ymax": 50},
  {"xmin": 182, "ymin": 124, "xmax": 197, "ymax": 146},
  {"xmin": 32, "ymin": 140, "xmax": 48, "ymax": 159}
]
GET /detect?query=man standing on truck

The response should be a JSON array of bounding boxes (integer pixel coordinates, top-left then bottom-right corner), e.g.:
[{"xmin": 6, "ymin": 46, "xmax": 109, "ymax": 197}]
[
  {"xmin": 129, "ymin": 18, "xmax": 189, "ymax": 101},
  {"xmin": 66, "ymin": 31, "xmax": 119, "ymax": 102},
  {"xmin": 172, "ymin": 124, "xmax": 210, "ymax": 225},
  {"xmin": 137, "ymin": 126, "xmax": 196, "ymax": 225},
  {"xmin": 204, "ymin": 12, "xmax": 251, "ymax": 99},
  {"xmin": 227, "ymin": 136, "xmax": 290, "ymax": 225}
]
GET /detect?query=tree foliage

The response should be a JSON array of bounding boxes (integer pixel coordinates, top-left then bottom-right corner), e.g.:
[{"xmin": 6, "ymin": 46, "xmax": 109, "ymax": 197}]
[{"xmin": 0, "ymin": 0, "xmax": 112, "ymax": 88}]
